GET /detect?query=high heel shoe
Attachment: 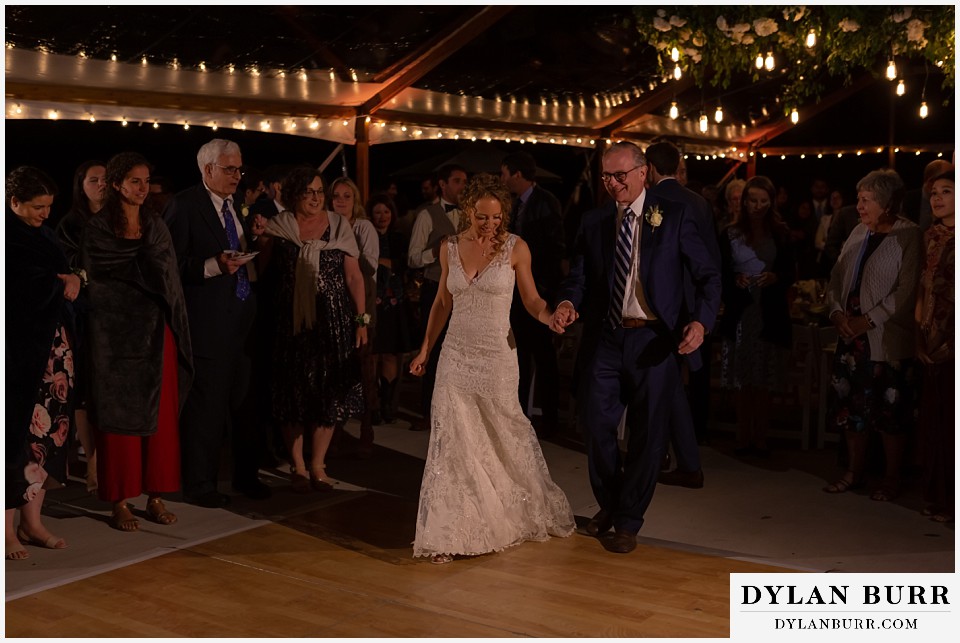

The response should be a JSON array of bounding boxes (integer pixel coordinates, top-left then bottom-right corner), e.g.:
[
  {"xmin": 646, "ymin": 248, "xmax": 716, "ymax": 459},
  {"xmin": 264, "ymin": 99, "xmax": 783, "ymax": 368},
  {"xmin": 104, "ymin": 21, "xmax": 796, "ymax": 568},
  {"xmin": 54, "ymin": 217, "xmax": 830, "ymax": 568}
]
[
  {"xmin": 290, "ymin": 471, "xmax": 311, "ymax": 494},
  {"xmin": 309, "ymin": 466, "xmax": 337, "ymax": 491}
]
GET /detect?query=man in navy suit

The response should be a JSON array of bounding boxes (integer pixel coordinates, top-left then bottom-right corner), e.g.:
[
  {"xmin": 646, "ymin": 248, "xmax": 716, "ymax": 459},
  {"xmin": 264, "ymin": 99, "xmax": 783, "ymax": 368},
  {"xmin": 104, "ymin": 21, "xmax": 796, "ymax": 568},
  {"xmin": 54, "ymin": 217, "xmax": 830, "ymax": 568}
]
[
  {"xmin": 552, "ymin": 142, "xmax": 721, "ymax": 553},
  {"xmin": 165, "ymin": 139, "xmax": 271, "ymax": 507},
  {"xmin": 646, "ymin": 141, "xmax": 721, "ymax": 486}
]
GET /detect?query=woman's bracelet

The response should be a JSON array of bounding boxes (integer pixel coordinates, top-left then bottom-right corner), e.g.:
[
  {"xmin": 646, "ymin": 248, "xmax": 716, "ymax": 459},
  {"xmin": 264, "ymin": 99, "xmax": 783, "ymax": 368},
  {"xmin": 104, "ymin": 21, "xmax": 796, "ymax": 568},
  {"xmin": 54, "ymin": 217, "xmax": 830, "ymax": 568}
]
[{"xmin": 355, "ymin": 312, "xmax": 371, "ymax": 327}]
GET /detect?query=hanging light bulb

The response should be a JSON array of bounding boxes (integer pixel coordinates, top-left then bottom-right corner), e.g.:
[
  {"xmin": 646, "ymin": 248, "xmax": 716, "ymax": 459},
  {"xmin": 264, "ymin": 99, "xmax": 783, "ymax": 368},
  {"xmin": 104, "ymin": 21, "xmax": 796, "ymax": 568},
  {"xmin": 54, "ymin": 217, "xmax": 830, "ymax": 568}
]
[
  {"xmin": 669, "ymin": 100, "xmax": 679, "ymax": 120},
  {"xmin": 671, "ymin": 47, "xmax": 680, "ymax": 62},
  {"xmin": 806, "ymin": 29, "xmax": 816, "ymax": 48},
  {"xmin": 919, "ymin": 101, "xmax": 929, "ymax": 119},
  {"xmin": 756, "ymin": 53, "xmax": 764, "ymax": 70},
  {"xmin": 673, "ymin": 64, "xmax": 682, "ymax": 80},
  {"xmin": 791, "ymin": 108, "xmax": 799, "ymax": 124},
  {"xmin": 714, "ymin": 105, "xmax": 723, "ymax": 123},
  {"xmin": 896, "ymin": 79, "xmax": 905, "ymax": 96},
  {"xmin": 699, "ymin": 113, "xmax": 708, "ymax": 133},
  {"xmin": 764, "ymin": 51, "xmax": 775, "ymax": 72},
  {"xmin": 886, "ymin": 59, "xmax": 897, "ymax": 81}
]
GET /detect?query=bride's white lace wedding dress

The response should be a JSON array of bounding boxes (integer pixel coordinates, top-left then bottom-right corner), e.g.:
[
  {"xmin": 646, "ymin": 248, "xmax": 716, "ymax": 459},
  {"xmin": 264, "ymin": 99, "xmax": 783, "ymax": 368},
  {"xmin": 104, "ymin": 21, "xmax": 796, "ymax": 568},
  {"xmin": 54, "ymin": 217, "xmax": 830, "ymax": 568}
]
[{"xmin": 413, "ymin": 234, "xmax": 575, "ymax": 558}]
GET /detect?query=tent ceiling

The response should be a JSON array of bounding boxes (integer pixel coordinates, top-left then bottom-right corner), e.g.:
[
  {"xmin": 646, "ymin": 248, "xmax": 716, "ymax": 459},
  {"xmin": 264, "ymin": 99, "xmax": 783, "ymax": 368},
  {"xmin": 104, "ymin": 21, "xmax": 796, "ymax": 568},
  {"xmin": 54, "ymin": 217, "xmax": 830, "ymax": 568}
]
[{"xmin": 4, "ymin": 5, "xmax": 953, "ymax": 156}]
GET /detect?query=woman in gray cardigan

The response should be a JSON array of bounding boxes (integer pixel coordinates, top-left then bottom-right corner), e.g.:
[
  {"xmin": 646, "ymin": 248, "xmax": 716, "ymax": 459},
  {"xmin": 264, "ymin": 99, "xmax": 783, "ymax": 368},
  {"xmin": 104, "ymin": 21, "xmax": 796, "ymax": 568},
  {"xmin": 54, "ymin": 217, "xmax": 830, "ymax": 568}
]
[{"xmin": 823, "ymin": 169, "xmax": 921, "ymax": 501}]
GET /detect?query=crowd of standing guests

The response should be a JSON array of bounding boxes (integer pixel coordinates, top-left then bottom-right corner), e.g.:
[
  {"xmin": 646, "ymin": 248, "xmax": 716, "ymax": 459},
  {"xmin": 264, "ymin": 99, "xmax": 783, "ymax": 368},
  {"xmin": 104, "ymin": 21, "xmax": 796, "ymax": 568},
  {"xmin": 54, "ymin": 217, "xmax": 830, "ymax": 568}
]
[{"xmin": 5, "ymin": 138, "xmax": 954, "ymax": 561}]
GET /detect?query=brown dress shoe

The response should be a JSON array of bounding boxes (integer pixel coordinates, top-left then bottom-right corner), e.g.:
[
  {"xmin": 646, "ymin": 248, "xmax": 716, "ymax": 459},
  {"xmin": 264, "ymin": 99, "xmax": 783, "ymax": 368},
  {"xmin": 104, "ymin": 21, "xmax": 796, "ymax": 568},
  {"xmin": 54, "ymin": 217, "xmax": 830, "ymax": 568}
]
[
  {"xmin": 657, "ymin": 468, "xmax": 704, "ymax": 489},
  {"xmin": 585, "ymin": 509, "xmax": 613, "ymax": 536},
  {"xmin": 606, "ymin": 529, "xmax": 638, "ymax": 554}
]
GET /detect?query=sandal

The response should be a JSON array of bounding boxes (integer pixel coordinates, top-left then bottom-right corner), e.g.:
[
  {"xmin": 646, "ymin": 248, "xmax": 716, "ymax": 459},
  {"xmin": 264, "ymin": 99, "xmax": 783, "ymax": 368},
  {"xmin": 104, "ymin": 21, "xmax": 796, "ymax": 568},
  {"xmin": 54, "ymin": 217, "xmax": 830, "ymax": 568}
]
[
  {"xmin": 111, "ymin": 503, "xmax": 140, "ymax": 532},
  {"xmin": 290, "ymin": 471, "xmax": 312, "ymax": 494},
  {"xmin": 870, "ymin": 480, "xmax": 900, "ymax": 502},
  {"xmin": 931, "ymin": 512, "xmax": 954, "ymax": 523},
  {"xmin": 431, "ymin": 554, "xmax": 454, "ymax": 565},
  {"xmin": 310, "ymin": 467, "xmax": 337, "ymax": 491},
  {"xmin": 16, "ymin": 526, "xmax": 67, "ymax": 549},
  {"xmin": 823, "ymin": 473, "xmax": 863, "ymax": 494},
  {"xmin": 146, "ymin": 498, "xmax": 178, "ymax": 525}
]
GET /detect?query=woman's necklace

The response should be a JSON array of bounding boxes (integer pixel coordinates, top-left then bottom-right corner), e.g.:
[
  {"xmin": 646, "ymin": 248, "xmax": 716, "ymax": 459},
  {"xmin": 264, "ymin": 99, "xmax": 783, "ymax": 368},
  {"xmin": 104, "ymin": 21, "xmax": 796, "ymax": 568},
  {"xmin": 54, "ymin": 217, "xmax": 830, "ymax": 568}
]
[{"xmin": 463, "ymin": 233, "xmax": 493, "ymax": 257}]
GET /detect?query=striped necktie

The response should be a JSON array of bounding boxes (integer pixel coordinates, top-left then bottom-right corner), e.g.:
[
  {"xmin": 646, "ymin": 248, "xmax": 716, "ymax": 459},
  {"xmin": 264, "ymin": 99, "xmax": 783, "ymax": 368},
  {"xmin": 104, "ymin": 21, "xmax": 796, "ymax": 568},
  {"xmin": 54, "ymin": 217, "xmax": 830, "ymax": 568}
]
[
  {"xmin": 608, "ymin": 206, "xmax": 636, "ymax": 328},
  {"xmin": 222, "ymin": 199, "xmax": 250, "ymax": 301}
]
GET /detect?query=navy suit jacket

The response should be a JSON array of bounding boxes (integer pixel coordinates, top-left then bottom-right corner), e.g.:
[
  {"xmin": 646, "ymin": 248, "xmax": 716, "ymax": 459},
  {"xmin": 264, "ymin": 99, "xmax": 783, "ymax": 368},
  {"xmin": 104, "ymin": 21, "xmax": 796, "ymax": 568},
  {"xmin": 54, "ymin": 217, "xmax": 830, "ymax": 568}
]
[
  {"xmin": 512, "ymin": 184, "xmax": 565, "ymax": 300},
  {"xmin": 557, "ymin": 192, "xmax": 721, "ymax": 371},
  {"xmin": 164, "ymin": 183, "xmax": 257, "ymax": 360}
]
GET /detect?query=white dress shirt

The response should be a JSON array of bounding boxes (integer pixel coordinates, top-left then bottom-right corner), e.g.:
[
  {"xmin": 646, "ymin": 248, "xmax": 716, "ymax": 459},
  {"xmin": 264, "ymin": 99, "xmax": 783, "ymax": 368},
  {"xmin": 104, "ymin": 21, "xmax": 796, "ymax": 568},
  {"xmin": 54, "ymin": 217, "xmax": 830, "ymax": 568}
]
[
  {"xmin": 202, "ymin": 184, "xmax": 257, "ymax": 281},
  {"xmin": 619, "ymin": 191, "xmax": 656, "ymax": 321},
  {"xmin": 407, "ymin": 198, "xmax": 460, "ymax": 269}
]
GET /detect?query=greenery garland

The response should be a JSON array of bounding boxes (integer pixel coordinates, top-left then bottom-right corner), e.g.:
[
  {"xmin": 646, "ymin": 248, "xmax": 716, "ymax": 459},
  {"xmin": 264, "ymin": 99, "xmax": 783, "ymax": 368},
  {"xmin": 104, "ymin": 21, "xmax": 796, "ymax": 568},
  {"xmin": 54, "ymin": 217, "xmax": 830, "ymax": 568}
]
[{"xmin": 633, "ymin": 6, "xmax": 955, "ymax": 114}]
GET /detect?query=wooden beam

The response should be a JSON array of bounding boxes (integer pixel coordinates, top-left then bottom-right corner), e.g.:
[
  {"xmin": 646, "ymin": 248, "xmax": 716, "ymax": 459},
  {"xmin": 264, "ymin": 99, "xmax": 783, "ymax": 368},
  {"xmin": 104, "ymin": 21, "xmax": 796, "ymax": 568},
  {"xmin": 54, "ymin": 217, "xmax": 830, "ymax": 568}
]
[
  {"xmin": 5, "ymin": 81, "xmax": 357, "ymax": 119},
  {"xmin": 360, "ymin": 6, "xmax": 514, "ymax": 115},
  {"xmin": 598, "ymin": 77, "xmax": 695, "ymax": 137},
  {"xmin": 354, "ymin": 117, "xmax": 370, "ymax": 202},
  {"xmin": 739, "ymin": 74, "xmax": 875, "ymax": 148},
  {"xmin": 374, "ymin": 109, "xmax": 597, "ymax": 139}
]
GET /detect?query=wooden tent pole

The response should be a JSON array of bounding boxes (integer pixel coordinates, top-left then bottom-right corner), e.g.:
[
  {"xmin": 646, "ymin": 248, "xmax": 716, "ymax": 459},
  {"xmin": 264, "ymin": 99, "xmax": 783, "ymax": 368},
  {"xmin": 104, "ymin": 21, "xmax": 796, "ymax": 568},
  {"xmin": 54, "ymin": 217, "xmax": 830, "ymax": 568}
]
[{"xmin": 355, "ymin": 117, "xmax": 370, "ymax": 202}]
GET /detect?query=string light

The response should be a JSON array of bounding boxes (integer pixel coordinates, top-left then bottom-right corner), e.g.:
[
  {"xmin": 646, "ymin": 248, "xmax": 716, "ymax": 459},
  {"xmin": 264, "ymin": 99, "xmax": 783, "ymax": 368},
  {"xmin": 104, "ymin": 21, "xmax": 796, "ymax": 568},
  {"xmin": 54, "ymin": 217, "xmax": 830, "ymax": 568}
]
[
  {"xmin": 48, "ymin": 110, "xmax": 59, "ymax": 120},
  {"xmin": 350, "ymin": 69, "xmax": 358, "ymax": 82},
  {"xmin": 919, "ymin": 101, "xmax": 929, "ymax": 119},
  {"xmin": 183, "ymin": 122, "xmax": 190, "ymax": 130},
  {"xmin": 755, "ymin": 53, "xmax": 764, "ymax": 70},
  {"xmin": 671, "ymin": 47, "xmax": 680, "ymax": 62},
  {"xmin": 714, "ymin": 104, "xmax": 723, "ymax": 123},
  {"xmin": 673, "ymin": 64, "xmax": 682, "ymax": 80},
  {"xmin": 152, "ymin": 120, "xmax": 159, "ymax": 129},
  {"xmin": 141, "ymin": 56, "xmax": 148, "ymax": 66},
  {"xmin": 211, "ymin": 122, "xmax": 218, "ymax": 131},
  {"xmin": 896, "ymin": 79, "xmax": 905, "ymax": 96},
  {"xmin": 669, "ymin": 101, "xmax": 679, "ymax": 120},
  {"xmin": 121, "ymin": 117, "xmax": 128, "ymax": 127},
  {"xmin": 790, "ymin": 108, "xmax": 799, "ymax": 124},
  {"xmin": 764, "ymin": 51, "xmax": 775, "ymax": 72},
  {"xmin": 698, "ymin": 113, "xmax": 708, "ymax": 133},
  {"xmin": 227, "ymin": 64, "xmax": 235, "ymax": 74},
  {"xmin": 88, "ymin": 113, "xmax": 96, "ymax": 123},
  {"xmin": 805, "ymin": 29, "xmax": 816, "ymax": 48},
  {"xmin": 886, "ymin": 59, "xmax": 897, "ymax": 81},
  {"xmin": 310, "ymin": 120, "xmax": 320, "ymax": 129},
  {"xmin": 110, "ymin": 53, "xmax": 117, "ymax": 62},
  {"xmin": 199, "ymin": 61, "xmax": 206, "ymax": 72},
  {"xmin": 14, "ymin": 104, "xmax": 21, "ymax": 114}
]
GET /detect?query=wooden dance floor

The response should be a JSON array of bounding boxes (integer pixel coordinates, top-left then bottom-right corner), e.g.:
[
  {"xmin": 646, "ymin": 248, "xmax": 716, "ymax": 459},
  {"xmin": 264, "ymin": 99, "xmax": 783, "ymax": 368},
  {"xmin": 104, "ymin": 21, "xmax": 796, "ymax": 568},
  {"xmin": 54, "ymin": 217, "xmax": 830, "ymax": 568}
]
[{"xmin": 5, "ymin": 487, "xmax": 787, "ymax": 638}]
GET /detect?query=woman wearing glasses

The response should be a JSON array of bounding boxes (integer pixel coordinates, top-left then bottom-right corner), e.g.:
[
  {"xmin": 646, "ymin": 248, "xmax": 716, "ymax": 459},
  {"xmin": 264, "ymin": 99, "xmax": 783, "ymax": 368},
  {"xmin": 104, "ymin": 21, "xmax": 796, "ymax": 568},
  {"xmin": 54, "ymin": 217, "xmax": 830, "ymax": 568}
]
[{"xmin": 261, "ymin": 167, "xmax": 366, "ymax": 492}]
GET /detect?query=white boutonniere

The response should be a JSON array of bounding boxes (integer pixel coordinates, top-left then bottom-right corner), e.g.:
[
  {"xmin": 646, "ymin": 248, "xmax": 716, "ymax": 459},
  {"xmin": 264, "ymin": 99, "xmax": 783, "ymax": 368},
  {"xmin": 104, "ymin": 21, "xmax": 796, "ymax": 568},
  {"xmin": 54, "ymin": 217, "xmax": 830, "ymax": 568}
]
[
  {"xmin": 355, "ymin": 312, "xmax": 372, "ymax": 327},
  {"xmin": 645, "ymin": 205, "xmax": 663, "ymax": 231},
  {"xmin": 240, "ymin": 204, "xmax": 250, "ymax": 220}
]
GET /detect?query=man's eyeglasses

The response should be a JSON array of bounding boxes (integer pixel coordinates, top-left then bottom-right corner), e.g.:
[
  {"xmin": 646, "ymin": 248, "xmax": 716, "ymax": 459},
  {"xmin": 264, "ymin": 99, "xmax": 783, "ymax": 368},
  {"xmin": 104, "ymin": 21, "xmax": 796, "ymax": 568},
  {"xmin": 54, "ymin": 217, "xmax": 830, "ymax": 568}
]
[
  {"xmin": 215, "ymin": 164, "xmax": 245, "ymax": 177},
  {"xmin": 302, "ymin": 188, "xmax": 324, "ymax": 198},
  {"xmin": 600, "ymin": 166, "xmax": 641, "ymax": 184}
]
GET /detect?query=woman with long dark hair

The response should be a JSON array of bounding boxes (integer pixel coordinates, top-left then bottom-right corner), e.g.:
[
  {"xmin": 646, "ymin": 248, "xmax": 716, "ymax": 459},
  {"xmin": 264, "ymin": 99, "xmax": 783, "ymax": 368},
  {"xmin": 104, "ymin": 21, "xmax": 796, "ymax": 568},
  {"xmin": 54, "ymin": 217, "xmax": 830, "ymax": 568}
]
[
  {"xmin": 80, "ymin": 152, "xmax": 193, "ymax": 531},
  {"xmin": 56, "ymin": 159, "xmax": 106, "ymax": 493}
]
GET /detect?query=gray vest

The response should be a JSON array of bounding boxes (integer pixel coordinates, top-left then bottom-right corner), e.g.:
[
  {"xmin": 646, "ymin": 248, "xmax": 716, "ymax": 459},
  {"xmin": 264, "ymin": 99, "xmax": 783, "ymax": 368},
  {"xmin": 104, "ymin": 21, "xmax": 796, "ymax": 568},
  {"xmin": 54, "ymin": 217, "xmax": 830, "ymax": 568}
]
[{"xmin": 423, "ymin": 203, "xmax": 457, "ymax": 282}]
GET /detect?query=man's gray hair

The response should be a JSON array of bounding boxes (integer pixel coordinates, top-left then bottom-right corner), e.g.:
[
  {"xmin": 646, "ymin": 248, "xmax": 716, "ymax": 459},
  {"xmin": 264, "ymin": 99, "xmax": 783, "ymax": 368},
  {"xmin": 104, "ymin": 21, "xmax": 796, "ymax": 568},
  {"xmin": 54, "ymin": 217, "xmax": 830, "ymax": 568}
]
[
  {"xmin": 196, "ymin": 139, "xmax": 241, "ymax": 174},
  {"xmin": 603, "ymin": 141, "xmax": 647, "ymax": 167}
]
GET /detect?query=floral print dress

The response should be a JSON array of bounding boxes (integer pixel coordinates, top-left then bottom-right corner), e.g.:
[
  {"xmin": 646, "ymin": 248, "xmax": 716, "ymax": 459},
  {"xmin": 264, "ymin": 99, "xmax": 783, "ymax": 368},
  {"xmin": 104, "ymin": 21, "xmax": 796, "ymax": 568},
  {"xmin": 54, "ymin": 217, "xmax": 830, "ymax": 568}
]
[
  {"xmin": 830, "ymin": 233, "xmax": 915, "ymax": 434},
  {"xmin": 14, "ymin": 324, "xmax": 73, "ymax": 503}
]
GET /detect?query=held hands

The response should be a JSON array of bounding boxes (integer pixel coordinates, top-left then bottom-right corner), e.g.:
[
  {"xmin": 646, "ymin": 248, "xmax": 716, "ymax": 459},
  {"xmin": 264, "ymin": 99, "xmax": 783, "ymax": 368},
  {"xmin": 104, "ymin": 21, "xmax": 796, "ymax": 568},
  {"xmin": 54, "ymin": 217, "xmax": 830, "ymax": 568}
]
[
  {"xmin": 549, "ymin": 301, "xmax": 578, "ymax": 334},
  {"xmin": 250, "ymin": 214, "xmax": 267, "ymax": 238},
  {"xmin": 409, "ymin": 350, "xmax": 429, "ymax": 377},
  {"xmin": 678, "ymin": 321, "xmax": 706, "ymax": 355},
  {"xmin": 736, "ymin": 272, "xmax": 777, "ymax": 289},
  {"xmin": 57, "ymin": 273, "xmax": 81, "ymax": 302}
]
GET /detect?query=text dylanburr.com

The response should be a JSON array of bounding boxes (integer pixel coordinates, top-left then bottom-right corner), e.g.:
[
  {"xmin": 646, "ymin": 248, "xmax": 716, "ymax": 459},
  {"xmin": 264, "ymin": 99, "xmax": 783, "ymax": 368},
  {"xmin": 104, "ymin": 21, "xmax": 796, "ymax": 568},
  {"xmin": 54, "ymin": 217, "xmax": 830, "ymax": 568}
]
[{"xmin": 731, "ymin": 573, "xmax": 957, "ymax": 640}]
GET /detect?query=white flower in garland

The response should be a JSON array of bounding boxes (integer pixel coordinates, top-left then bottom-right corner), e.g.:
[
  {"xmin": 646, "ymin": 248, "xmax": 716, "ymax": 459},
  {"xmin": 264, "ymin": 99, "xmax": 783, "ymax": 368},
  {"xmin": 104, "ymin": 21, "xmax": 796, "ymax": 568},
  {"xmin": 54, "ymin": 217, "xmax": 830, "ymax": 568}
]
[
  {"xmin": 669, "ymin": 15, "xmax": 687, "ymax": 28},
  {"xmin": 906, "ymin": 18, "xmax": 926, "ymax": 43},
  {"xmin": 753, "ymin": 17, "xmax": 779, "ymax": 37},
  {"xmin": 839, "ymin": 18, "xmax": 861, "ymax": 33},
  {"xmin": 653, "ymin": 16, "xmax": 671, "ymax": 32},
  {"xmin": 891, "ymin": 8, "xmax": 913, "ymax": 23},
  {"xmin": 716, "ymin": 15, "xmax": 728, "ymax": 31}
]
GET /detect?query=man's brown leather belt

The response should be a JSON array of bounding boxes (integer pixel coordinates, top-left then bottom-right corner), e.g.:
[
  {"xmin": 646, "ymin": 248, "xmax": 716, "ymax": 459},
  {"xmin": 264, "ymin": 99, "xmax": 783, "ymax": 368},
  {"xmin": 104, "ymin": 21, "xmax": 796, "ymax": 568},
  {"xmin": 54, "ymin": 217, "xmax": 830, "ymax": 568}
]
[{"xmin": 620, "ymin": 318, "xmax": 660, "ymax": 329}]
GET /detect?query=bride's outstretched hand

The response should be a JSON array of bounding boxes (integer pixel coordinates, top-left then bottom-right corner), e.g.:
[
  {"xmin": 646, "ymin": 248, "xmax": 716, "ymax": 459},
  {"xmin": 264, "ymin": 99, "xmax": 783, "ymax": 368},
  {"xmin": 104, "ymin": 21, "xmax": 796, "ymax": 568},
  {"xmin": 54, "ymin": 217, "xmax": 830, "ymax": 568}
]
[{"xmin": 409, "ymin": 351, "xmax": 428, "ymax": 377}]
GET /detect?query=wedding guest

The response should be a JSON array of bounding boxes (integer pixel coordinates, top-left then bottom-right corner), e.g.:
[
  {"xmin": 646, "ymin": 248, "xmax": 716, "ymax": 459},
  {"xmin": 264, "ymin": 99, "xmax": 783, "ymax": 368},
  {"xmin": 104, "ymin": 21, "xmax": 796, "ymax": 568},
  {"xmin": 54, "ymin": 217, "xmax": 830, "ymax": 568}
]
[
  {"xmin": 6, "ymin": 166, "xmax": 78, "ymax": 559},
  {"xmin": 369, "ymin": 193, "xmax": 416, "ymax": 423},
  {"xmin": 56, "ymin": 159, "xmax": 106, "ymax": 493},
  {"xmin": 823, "ymin": 169, "xmax": 921, "ymax": 501},
  {"xmin": 718, "ymin": 176, "xmax": 795, "ymax": 456},
  {"xmin": 261, "ymin": 167, "xmax": 366, "ymax": 492},
  {"xmin": 719, "ymin": 179, "xmax": 745, "ymax": 230},
  {"xmin": 81, "ymin": 153, "xmax": 193, "ymax": 531},
  {"xmin": 330, "ymin": 176, "xmax": 379, "ymax": 457},
  {"xmin": 916, "ymin": 169, "xmax": 954, "ymax": 523}
]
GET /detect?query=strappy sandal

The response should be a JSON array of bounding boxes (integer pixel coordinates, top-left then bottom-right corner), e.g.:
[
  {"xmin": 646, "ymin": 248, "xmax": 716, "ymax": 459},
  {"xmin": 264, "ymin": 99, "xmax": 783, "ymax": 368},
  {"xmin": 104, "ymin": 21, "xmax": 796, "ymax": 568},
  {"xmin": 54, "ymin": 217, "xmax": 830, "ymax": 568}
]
[
  {"xmin": 431, "ymin": 554, "xmax": 454, "ymax": 565},
  {"xmin": 17, "ymin": 527, "xmax": 67, "ymax": 549},
  {"xmin": 870, "ymin": 480, "xmax": 900, "ymax": 502},
  {"xmin": 823, "ymin": 473, "xmax": 863, "ymax": 494},
  {"xmin": 111, "ymin": 503, "xmax": 140, "ymax": 532},
  {"xmin": 146, "ymin": 498, "xmax": 178, "ymax": 525}
]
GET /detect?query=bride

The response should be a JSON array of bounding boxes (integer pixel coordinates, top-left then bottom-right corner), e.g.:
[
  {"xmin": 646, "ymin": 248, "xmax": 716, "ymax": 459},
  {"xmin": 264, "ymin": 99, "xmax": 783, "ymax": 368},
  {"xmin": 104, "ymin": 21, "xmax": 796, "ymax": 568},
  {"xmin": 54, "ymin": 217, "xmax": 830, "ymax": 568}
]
[{"xmin": 409, "ymin": 174, "xmax": 574, "ymax": 564}]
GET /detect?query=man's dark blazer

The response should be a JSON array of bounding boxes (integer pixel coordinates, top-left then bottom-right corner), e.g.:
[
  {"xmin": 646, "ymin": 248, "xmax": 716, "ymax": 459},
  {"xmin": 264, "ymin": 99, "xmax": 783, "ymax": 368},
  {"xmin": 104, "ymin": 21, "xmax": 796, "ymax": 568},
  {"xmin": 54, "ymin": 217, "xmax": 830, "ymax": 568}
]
[
  {"xmin": 649, "ymin": 178, "xmax": 722, "ymax": 354},
  {"xmin": 249, "ymin": 198, "xmax": 282, "ymax": 219},
  {"xmin": 557, "ymin": 193, "xmax": 721, "ymax": 372},
  {"xmin": 512, "ymin": 184, "xmax": 565, "ymax": 300},
  {"xmin": 164, "ymin": 183, "xmax": 257, "ymax": 359}
]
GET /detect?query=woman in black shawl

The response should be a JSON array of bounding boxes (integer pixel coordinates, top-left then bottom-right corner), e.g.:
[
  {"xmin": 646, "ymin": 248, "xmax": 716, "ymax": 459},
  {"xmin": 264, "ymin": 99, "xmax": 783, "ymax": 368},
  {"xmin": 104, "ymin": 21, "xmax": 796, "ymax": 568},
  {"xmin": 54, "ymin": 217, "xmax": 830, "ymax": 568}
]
[
  {"xmin": 80, "ymin": 153, "xmax": 193, "ymax": 532},
  {"xmin": 6, "ymin": 166, "xmax": 81, "ymax": 560},
  {"xmin": 56, "ymin": 159, "xmax": 106, "ymax": 493}
]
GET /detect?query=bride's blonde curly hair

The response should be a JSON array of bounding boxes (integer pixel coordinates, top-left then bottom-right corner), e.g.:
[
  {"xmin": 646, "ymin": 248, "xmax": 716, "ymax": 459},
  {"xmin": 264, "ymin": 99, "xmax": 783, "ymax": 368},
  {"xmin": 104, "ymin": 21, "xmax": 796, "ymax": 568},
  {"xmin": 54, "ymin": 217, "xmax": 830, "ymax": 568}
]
[{"xmin": 456, "ymin": 173, "xmax": 512, "ymax": 257}]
